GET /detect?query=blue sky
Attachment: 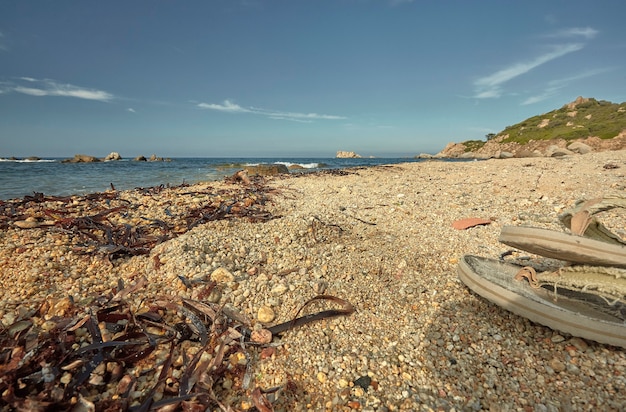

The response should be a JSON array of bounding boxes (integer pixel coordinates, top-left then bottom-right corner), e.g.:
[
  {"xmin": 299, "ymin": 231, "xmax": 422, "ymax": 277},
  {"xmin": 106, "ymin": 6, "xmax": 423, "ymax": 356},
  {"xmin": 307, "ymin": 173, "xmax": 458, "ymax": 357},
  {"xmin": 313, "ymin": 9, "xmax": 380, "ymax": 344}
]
[{"xmin": 1, "ymin": 1, "xmax": 625, "ymax": 158}]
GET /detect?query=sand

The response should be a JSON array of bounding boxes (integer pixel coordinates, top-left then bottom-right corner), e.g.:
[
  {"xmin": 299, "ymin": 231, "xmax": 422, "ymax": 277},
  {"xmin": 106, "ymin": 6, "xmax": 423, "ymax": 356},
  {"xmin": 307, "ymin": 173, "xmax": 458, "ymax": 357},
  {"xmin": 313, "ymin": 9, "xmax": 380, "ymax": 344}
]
[{"xmin": 1, "ymin": 151, "xmax": 626, "ymax": 411}]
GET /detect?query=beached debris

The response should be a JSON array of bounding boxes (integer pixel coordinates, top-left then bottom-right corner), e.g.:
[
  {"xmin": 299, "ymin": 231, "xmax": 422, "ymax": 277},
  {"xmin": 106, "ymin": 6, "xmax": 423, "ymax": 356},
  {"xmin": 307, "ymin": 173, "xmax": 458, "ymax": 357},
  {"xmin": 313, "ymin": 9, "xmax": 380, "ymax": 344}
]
[
  {"xmin": 451, "ymin": 217, "xmax": 493, "ymax": 230},
  {"xmin": 0, "ymin": 277, "xmax": 354, "ymax": 410},
  {"xmin": 1, "ymin": 178, "xmax": 278, "ymax": 259}
]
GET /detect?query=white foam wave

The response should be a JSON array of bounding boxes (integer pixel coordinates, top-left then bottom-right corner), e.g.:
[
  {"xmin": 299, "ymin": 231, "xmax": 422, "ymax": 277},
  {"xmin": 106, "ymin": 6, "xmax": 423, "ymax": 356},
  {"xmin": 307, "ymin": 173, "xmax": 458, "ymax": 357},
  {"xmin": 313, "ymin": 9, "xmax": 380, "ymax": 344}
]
[{"xmin": 0, "ymin": 158, "xmax": 56, "ymax": 163}]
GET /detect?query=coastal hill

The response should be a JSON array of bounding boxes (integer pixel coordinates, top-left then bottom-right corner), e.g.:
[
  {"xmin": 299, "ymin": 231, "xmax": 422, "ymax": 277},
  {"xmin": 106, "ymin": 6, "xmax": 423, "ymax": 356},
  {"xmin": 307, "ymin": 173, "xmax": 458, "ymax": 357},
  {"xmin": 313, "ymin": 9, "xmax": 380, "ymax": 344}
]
[{"xmin": 437, "ymin": 97, "xmax": 626, "ymax": 158}]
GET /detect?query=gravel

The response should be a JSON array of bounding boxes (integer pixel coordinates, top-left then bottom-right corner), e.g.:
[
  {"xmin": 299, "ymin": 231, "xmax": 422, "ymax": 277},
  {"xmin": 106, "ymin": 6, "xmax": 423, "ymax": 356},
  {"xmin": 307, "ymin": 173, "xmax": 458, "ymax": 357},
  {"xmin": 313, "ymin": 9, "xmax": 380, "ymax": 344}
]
[{"xmin": 2, "ymin": 151, "xmax": 626, "ymax": 411}]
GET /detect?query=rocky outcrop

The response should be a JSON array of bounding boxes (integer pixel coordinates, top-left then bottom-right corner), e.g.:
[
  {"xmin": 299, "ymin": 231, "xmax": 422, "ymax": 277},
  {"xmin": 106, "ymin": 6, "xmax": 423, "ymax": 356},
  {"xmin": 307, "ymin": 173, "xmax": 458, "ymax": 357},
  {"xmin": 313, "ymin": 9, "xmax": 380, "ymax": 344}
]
[
  {"xmin": 434, "ymin": 143, "xmax": 466, "ymax": 158},
  {"xmin": 61, "ymin": 152, "xmax": 170, "ymax": 163},
  {"xmin": 436, "ymin": 133, "xmax": 626, "ymax": 159},
  {"xmin": 567, "ymin": 96, "xmax": 590, "ymax": 110},
  {"xmin": 436, "ymin": 96, "xmax": 626, "ymax": 159},
  {"xmin": 62, "ymin": 154, "xmax": 101, "ymax": 163},
  {"xmin": 104, "ymin": 152, "xmax": 122, "ymax": 161},
  {"xmin": 132, "ymin": 154, "xmax": 170, "ymax": 162},
  {"xmin": 244, "ymin": 164, "xmax": 290, "ymax": 176},
  {"xmin": 336, "ymin": 151, "xmax": 362, "ymax": 158}
]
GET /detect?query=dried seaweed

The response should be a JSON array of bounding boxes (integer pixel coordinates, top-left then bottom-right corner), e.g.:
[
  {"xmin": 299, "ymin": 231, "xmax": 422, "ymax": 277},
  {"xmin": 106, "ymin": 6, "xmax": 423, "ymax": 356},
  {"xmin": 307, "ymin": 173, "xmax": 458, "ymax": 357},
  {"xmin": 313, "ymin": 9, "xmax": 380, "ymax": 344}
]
[
  {"xmin": 1, "ymin": 178, "xmax": 278, "ymax": 259},
  {"xmin": 0, "ymin": 277, "xmax": 354, "ymax": 411}
]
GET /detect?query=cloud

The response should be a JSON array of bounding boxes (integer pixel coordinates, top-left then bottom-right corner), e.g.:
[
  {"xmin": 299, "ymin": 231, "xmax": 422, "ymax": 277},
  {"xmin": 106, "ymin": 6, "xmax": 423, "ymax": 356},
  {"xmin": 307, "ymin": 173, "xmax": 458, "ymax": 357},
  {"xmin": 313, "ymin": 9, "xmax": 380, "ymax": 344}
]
[
  {"xmin": 5, "ymin": 78, "xmax": 114, "ymax": 101},
  {"xmin": 521, "ymin": 89, "xmax": 560, "ymax": 106},
  {"xmin": 473, "ymin": 43, "xmax": 584, "ymax": 99},
  {"xmin": 127, "ymin": 108, "xmax": 136, "ymax": 113},
  {"xmin": 473, "ymin": 26, "xmax": 597, "ymax": 100},
  {"xmin": 198, "ymin": 99, "xmax": 347, "ymax": 121},
  {"xmin": 197, "ymin": 99, "xmax": 251, "ymax": 113},
  {"xmin": 521, "ymin": 67, "xmax": 612, "ymax": 105},
  {"xmin": 268, "ymin": 116, "xmax": 313, "ymax": 123},
  {"xmin": 548, "ymin": 27, "xmax": 598, "ymax": 40}
]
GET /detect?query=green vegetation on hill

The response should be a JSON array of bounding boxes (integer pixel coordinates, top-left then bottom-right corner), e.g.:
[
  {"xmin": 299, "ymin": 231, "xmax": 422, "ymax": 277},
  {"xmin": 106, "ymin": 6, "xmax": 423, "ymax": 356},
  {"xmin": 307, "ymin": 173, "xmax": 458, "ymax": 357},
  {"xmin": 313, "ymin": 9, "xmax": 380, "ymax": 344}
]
[{"xmin": 466, "ymin": 98, "xmax": 626, "ymax": 148}]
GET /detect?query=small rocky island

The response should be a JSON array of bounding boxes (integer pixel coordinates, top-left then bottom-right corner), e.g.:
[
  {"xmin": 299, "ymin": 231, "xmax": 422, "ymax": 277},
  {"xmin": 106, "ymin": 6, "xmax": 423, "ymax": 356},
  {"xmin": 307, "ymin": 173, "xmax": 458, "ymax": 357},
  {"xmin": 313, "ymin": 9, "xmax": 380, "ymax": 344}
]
[{"xmin": 335, "ymin": 150, "xmax": 362, "ymax": 158}]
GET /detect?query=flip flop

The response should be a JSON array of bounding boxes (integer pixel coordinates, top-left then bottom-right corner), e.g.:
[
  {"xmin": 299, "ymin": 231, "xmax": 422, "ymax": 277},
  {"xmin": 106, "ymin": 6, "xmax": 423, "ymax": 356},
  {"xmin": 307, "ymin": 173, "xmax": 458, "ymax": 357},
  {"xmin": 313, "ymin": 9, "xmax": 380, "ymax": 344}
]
[
  {"xmin": 457, "ymin": 255, "xmax": 626, "ymax": 348},
  {"xmin": 499, "ymin": 226, "xmax": 626, "ymax": 268},
  {"xmin": 499, "ymin": 195, "xmax": 626, "ymax": 267}
]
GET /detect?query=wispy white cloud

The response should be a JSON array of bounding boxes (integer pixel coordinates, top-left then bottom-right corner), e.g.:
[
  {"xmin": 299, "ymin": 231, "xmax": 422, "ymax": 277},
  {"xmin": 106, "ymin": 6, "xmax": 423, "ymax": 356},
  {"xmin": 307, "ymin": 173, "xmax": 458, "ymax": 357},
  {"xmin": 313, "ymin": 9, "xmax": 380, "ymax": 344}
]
[
  {"xmin": 198, "ymin": 99, "xmax": 251, "ymax": 113},
  {"xmin": 473, "ymin": 26, "xmax": 598, "ymax": 100},
  {"xmin": 5, "ymin": 78, "xmax": 114, "ymax": 101},
  {"xmin": 474, "ymin": 43, "xmax": 584, "ymax": 99},
  {"xmin": 547, "ymin": 27, "xmax": 598, "ymax": 40},
  {"xmin": 521, "ymin": 89, "xmax": 560, "ymax": 106},
  {"xmin": 127, "ymin": 107, "xmax": 136, "ymax": 113},
  {"xmin": 198, "ymin": 99, "xmax": 347, "ymax": 121},
  {"xmin": 268, "ymin": 116, "xmax": 313, "ymax": 123},
  {"xmin": 521, "ymin": 67, "xmax": 612, "ymax": 105}
]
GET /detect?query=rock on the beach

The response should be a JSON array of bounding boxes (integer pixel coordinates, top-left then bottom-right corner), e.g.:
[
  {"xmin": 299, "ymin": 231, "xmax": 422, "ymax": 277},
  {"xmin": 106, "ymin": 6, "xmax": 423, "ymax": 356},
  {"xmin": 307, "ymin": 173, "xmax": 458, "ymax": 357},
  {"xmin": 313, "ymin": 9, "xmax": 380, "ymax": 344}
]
[
  {"xmin": 14, "ymin": 219, "xmax": 40, "ymax": 229},
  {"xmin": 270, "ymin": 283, "xmax": 288, "ymax": 296},
  {"xmin": 567, "ymin": 141, "xmax": 592, "ymax": 154},
  {"xmin": 257, "ymin": 305, "xmax": 276, "ymax": 323},
  {"xmin": 251, "ymin": 328, "xmax": 273, "ymax": 344},
  {"xmin": 546, "ymin": 145, "xmax": 574, "ymax": 157},
  {"xmin": 210, "ymin": 267, "xmax": 234, "ymax": 283}
]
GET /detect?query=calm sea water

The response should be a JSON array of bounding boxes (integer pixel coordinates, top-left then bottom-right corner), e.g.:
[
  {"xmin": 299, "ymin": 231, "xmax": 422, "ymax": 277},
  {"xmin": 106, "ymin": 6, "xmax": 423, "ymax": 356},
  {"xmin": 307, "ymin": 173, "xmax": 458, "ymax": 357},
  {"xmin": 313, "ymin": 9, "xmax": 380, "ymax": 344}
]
[{"xmin": 0, "ymin": 157, "xmax": 438, "ymax": 201}]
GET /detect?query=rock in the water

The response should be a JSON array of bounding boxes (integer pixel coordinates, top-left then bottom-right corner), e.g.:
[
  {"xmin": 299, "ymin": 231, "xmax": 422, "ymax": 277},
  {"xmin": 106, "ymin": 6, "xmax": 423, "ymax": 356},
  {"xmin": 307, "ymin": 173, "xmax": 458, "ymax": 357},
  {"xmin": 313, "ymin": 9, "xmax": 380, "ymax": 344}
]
[
  {"xmin": 104, "ymin": 152, "xmax": 122, "ymax": 161},
  {"xmin": 336, "ymin": 151, "xmax": 362, "ymax": 158},
  {"xmin": 245, "ymin": 164, "xmax": 289, "ymax": 176},
  {"xmin": 62, "ymin": 154, "xmax": 101, "ymax": 163}
]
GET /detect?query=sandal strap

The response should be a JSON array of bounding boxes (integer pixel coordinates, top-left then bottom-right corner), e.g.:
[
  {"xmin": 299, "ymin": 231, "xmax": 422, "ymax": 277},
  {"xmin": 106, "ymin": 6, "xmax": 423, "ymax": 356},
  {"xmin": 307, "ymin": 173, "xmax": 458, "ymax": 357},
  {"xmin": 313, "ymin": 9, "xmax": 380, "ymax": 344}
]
[{"xmin": 559, "ymin": 195, "xmax": 626, "ymax": 245}]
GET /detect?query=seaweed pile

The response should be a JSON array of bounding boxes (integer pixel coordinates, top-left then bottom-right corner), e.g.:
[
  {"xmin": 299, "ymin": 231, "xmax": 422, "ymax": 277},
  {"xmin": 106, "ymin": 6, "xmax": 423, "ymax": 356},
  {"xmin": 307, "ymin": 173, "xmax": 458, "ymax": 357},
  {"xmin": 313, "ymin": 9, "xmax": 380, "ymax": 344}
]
[
  {"xmin": 0, "ymin": 276, "xmax": 353, "ymax": 411},
  {"xmin": 0, "ymin": 173, "xmax": 355, "ymax": 410},
  {"xmin": 0, "ymin": 173, "xmax": 277, "ymax": 260}
]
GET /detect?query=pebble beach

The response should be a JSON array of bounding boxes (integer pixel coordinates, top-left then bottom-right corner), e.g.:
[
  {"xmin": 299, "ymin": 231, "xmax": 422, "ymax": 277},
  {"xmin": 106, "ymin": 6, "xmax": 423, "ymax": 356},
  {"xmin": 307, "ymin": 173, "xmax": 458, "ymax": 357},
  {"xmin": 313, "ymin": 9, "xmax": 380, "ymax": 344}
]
[{"xmin": 2, "ymin": 150, "xmax": 626, "ymax": 411}]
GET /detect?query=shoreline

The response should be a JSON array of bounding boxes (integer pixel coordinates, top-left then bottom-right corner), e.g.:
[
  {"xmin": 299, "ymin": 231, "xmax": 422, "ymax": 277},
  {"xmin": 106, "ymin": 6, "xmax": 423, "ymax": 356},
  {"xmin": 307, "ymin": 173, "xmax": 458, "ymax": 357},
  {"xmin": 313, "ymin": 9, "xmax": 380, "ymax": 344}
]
[{"xmin": 1, "ymin": 151, "xmax": 626, "ymax": 410}]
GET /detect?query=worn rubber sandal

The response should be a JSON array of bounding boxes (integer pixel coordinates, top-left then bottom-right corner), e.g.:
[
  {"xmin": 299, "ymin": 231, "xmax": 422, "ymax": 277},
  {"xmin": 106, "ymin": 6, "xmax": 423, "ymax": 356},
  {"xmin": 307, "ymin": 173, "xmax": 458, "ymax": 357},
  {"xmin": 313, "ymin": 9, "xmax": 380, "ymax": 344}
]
[
  {"xmin": 499, "ymin": 225, "xmax": 626, "ymax": 267},
  {"xmin": 457, "ymin": 255, "xmax": 626, "ymax": 348},
  {"xmin": 500, "ymin": 195, "xmax": 626, "ymax": 267},
  {"xmin": 560, "ymin": 195, "xmax": 626, "ymax": 243}
]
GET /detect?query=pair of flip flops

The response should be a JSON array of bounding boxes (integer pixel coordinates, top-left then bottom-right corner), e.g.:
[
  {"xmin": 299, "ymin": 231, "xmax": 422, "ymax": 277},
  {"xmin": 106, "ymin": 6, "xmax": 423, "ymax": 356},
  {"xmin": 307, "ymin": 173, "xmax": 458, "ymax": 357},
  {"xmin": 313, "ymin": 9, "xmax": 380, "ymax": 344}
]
[{"xmin": 458, "ymin": 195, "xmax": 626, "ymax": 348}]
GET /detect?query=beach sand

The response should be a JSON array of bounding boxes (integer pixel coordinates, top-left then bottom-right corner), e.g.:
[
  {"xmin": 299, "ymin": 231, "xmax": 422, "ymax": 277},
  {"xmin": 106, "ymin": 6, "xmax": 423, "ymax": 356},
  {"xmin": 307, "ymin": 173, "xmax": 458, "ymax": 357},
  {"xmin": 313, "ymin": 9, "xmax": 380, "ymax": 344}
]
[{"xmin": 1, "ymin": 150, "xmax": 626, "ymax": 410}]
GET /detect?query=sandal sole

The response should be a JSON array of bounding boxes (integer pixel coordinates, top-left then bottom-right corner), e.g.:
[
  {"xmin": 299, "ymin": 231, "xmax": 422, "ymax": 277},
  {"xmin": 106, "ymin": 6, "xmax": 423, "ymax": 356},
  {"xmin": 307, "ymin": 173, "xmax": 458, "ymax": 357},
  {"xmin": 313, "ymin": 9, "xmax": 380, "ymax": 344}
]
[
  {"xmin": 458, "ymin": 255, "xmax": 626, "ymax": 348},
  {"xmin": 499, "ymin": 226, "xmax": 626, "ymax": 268}
]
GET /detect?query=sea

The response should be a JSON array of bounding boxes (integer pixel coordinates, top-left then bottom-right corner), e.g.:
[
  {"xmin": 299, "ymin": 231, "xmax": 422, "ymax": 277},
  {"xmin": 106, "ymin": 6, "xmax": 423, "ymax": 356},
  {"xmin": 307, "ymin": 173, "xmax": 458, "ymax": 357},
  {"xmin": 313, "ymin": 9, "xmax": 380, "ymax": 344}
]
[{"xmin": 0, "ymin": 156, "xmax": 450, "ymax": 201}]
